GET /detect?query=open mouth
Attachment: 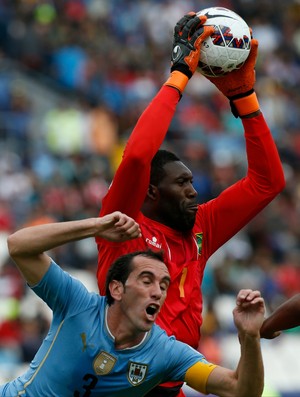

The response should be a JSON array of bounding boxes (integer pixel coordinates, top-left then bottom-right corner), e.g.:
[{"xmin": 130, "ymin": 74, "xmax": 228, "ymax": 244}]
[{"xmin": 146, "ymin": 304, "xmax": 159, "ymax": 317}]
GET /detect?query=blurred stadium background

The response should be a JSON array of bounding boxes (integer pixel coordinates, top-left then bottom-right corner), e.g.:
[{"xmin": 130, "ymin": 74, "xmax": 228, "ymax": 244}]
[{"xmin": 0, "ymin": 1, "xmax": 299, "ymax": 396}]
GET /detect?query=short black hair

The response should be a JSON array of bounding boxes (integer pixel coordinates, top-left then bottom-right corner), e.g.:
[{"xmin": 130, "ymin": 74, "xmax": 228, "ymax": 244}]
[
  {"xmin": 105, "ymin": 249, "xmax": 165, "ymax": 305},
  {"xmin": 150, "ymin": 150, "xmax": 180, "ymax": 186}
]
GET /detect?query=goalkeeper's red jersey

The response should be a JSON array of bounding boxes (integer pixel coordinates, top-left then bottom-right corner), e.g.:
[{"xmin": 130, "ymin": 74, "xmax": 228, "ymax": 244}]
[{"xmin": 96, "ymin": 85, "xmax": 284, "ymax": 349}]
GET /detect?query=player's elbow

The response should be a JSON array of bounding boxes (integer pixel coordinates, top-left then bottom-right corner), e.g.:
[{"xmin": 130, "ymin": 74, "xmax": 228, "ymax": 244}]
[
  {"xmin": 273, "ymin": 170, "xmax": 286, "ymax": 195},
  {"xmin": 7, "ymin": 232, "xmax": 25, "ymax": 259},
  {"xmin": 231, "ymin": 380, "xmax": 264, "ymax": 397},
  {"xmin": 262, "ymin": 169, "xmax": 285, "ymax": 199}
]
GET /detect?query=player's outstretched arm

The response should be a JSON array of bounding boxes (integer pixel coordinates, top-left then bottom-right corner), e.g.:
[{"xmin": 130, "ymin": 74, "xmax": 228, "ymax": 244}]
[
  {"xmin": 260, "ymin": 293, "xmax": 300, "ymax": 339},
  {"xmin": 7, "ymin": 212, "xmax": 141, "ymax": 286},
  {"xmin": 186, "ymin": 289, "xmax": 265, "ymax": 397}
]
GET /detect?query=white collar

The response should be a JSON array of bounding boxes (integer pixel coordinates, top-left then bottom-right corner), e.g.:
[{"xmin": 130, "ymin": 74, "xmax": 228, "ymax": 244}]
[{"xmin": 105, "ymin": 305, "xmax": 150, "ymax": 350}]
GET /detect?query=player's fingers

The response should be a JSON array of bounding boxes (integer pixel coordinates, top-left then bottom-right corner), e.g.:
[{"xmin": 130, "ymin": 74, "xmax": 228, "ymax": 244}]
[
  {"xmin": 117, "ymin": 217, "xmax": 139, "ymax": 231},
  {"xmin": 116, "ymin": 215, "xmax": 135, "ymax": 228},
  {"xmin": 99, "ymin": 211, "xmax": 121, "ymax": 228},
  {"xmin": 182, "ymin": 15, "xmax": 201, "ymax": 39},
  {"xmin": 101, "ymin": 212, "xmax": 138, "ymax": 234},
  {"xmin": 194, "ymin": 25, "xmax": 215, "ymax": 49},
  {"xmin": 115, "ymin": 216, "xmax": 141, "ymax": 236},
  {"xmin": 197, "ymin": 15, "xmax": 208, "ymax": 25},
  {"xmin": 118, "ymin": 226, "xmax": 141, "ymax": 241},
  {"xmin": 125, "ymin": 224, "xmax": 142, "ymax": 238},
  {"xmin": 245, "ymin": 38, "xmax": 258, "ymax": 67},
  {"xmin": 174, "ymin": 12, "xmax": 196, "ymax": 36},
  {"xmin": 248, "ymin": 296, "xmax": 264, "ymax": 306},
  {"xmin": 237, "ymin": 289, "xmax": 261, "ymax": 304},
  {"xmin": 113, "ymin": 212, "xmax": 134, "ymax": 227}
]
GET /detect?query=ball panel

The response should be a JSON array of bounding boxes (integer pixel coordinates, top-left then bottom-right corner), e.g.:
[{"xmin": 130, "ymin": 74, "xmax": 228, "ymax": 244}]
[{"xmin": 196, "ymin": 7, "xmax": 251, "ymax": 77}]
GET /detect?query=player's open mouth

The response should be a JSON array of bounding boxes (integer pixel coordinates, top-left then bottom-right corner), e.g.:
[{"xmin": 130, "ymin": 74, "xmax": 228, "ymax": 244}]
[{"xmin": 146, "ymin": 304, "xmax": 159, "ymax": 318}]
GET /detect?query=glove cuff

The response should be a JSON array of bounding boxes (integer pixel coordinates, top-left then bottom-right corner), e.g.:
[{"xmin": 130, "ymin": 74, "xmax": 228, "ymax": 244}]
[
  {"xmin": 164, "ymin": 71, "xmax": 189, "ymax": 94},
  {"xmin": 229, "ymin": 90, "xmax": 260, "ymax": 118}
]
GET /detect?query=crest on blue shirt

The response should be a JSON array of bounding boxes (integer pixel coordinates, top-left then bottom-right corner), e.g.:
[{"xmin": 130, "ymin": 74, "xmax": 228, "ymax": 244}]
[
  {"xmin": 127, "ymin": 361, "xmax": 148, "ymax": 385},
  {"xmin": 93, "ymin": 351, "xmax": 117, "ymax": 375}
]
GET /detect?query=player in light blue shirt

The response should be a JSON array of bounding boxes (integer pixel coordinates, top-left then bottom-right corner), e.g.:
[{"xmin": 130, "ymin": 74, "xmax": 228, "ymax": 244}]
[{"xmin": 1, "ymin": 211, "xmax": 265, "ymax": 397}]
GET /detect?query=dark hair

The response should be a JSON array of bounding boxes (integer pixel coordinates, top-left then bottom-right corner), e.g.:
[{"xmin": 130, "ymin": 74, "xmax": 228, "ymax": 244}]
[
  {"xmin": 105, "ymin": 250, "xmax": 165, "ymax": 305},
  {"xmin": 150, "ymin": 150, "xmax": 180, "ymax": 186}
]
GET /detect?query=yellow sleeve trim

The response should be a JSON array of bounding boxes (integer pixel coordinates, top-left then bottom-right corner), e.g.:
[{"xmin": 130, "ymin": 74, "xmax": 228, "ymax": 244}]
[{"xmin": 184, "ymin": 361, "xmax": 217, "ymax": 394}]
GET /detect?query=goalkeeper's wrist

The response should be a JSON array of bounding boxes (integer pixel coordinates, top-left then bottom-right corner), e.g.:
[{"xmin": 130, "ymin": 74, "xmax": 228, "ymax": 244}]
[
  {"xmin": 164, "ymin": 71, "xmax": 189, "ymax": 94},
  {"xmin": 229, "ymin": 90, "xmax": 260, "ymax": 118}
]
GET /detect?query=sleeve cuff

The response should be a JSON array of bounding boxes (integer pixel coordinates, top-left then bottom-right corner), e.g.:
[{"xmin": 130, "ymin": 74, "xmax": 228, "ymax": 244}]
[
  {"xmin": 164, "ymin": 71, "xmax": 189, "ymax": 94},
  {"xmin": 231, "ymin": 91, "xmax": 260, "ymax": 117}
]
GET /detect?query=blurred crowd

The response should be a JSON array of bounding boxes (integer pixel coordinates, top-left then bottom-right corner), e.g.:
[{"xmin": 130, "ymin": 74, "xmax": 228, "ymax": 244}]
[{"xmin": 0, "ymin": 0, "xmax": 300, "ymax": 380}]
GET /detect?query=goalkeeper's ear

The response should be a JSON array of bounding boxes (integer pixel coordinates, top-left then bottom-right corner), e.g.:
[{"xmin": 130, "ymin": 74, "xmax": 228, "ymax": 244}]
[{"xmin": 146, "ymin": 184, "xmax": 159, "ymax": 201}]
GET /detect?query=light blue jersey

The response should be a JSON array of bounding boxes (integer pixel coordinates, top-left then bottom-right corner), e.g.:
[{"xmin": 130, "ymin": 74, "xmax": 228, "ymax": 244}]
[{"xmin": 0, "ymin": 261, "xmax": 212, "ymax": 397}]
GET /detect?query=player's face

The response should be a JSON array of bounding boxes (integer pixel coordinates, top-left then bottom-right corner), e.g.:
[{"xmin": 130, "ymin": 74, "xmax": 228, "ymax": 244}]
[
  {"xmin": 121, "ymin": 256, "xmax": 170, "ymax": 333},
  {"xmin": 156, "ymin": 161, "xmax": 198, "ymax": 232}
]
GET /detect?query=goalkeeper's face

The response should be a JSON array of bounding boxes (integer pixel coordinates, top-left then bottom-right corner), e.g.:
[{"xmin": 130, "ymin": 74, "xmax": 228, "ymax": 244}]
[{"xmin": 154, "ymin": 161, "xmax": 198, "ymax": 232}]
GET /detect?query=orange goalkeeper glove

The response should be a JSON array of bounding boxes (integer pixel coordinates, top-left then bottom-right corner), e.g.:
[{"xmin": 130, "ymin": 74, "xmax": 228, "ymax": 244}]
[
  {"xmin": 206, "ymin": 38, "xmax": 260, "ymax": 118},
  {"xmin": 164, "ymin": 13, "xmax": 214, "ymax": 94}
]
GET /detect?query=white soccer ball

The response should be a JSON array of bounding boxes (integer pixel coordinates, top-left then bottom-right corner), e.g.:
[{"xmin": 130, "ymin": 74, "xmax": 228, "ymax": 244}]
[{"xmin": 196, "ymin": 7, "xmax": 251, "ymax": 77}]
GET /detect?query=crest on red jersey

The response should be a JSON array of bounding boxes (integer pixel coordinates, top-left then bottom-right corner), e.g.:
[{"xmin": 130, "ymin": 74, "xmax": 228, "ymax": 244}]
[{"xmin": 195, "ymin": 232, "xmax": 203, "ymax": 255}]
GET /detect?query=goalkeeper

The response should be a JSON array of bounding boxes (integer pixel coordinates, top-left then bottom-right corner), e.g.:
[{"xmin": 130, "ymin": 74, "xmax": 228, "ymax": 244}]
[{"xmin": 96, "ymin": 12, "xmax": 285, "ymax": 397}]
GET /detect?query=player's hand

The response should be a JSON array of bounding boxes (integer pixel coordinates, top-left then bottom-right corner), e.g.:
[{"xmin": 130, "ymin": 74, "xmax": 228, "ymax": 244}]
[
  {"xmin": 233, "ymin": 289, "xmax": 265, "ymax": 337},
  {"xmin": 96, "ymin": 211, "xmax": 141, "ymax": 242},
  {"xmin": 205, "ymin": 38, "xmax": 260, "ymax": 118},
  {"xmin": 171, "ymin": 13, "xmax": 214, "ymax": 78},
  {"xmin": 206, "ymin": 38, "xmax": 258, "ymax": 97},
  {"xmin": 164, "ymin": 13, "xmax": 214, "ymax": 94}
]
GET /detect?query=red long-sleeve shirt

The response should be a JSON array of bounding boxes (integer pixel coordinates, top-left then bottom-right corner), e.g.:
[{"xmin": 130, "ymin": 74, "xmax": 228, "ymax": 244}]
[{"xmin": 96, "ymin": 85, "xmax": 285, "ymax": 349}]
